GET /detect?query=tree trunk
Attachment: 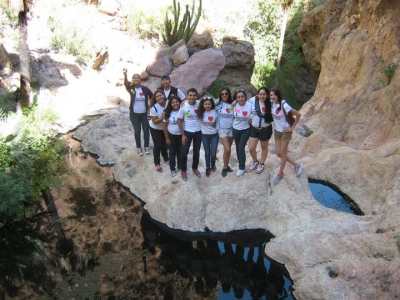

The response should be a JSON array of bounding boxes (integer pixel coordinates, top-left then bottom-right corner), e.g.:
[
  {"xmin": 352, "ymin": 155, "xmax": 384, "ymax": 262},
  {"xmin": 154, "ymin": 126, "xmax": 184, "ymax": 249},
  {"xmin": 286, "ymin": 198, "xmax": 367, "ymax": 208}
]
[
  {"xmin": 275, "ymin": 9, "xmax": 289, "ymax": 89},
  {"xmin": 17, "ymin": 0, "xmax": 31, "ymax": 112}
]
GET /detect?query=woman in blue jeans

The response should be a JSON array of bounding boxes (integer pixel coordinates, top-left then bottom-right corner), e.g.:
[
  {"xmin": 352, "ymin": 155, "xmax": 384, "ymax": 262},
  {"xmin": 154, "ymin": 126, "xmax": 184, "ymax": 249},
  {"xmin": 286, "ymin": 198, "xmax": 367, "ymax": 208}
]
[
  {"xmin": 197, "ymin": 96, "xmax": 219, "ymax": 177},
  {"xmin": 232, "ymin": 89, "xmax": 252, "ymax": 176},
  {"xmin": 123, "ymin": 68, "xmax": 153, "ymax": 156}
]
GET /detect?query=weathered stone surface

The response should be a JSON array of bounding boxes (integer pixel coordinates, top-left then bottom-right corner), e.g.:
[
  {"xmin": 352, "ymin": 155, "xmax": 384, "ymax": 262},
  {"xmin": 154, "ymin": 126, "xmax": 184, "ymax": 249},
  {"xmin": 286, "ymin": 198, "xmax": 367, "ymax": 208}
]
[
  {"xmin": 221, "ymin": 36, "xmax": 255, "ymax": 70},
  {"xmin": 172, "ymin": 44, "xmax": 189, "ymax": 66},
  {"xmin": 187, "ymin": 26, "xmax": 214, "ymax": 55},
  {"xmin": 168, "ymin": 48, "xmax": 226, "ymax": 96},
  {"xmin": 146, "ymin": 51, "xmax": 172, "ymax": 77}
]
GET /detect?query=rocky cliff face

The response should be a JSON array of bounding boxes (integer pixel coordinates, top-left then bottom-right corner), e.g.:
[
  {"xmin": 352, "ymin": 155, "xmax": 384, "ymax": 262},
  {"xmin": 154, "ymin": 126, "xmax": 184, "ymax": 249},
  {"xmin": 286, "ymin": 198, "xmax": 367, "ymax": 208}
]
[{"xmin": 262, "ymin": 0, "xmax": 400, "ymax": 298}]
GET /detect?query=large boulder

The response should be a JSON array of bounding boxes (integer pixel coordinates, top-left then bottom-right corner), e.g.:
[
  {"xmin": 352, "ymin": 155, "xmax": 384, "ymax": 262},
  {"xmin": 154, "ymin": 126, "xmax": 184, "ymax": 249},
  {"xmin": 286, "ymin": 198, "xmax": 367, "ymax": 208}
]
[
  {"xmin": 187, "ymin": 26, "xmax": 214, "ymax": 55},
  {"xmin": 168, "ymin": 48, "xmax": 226, "ymax": 96},
  {"xmin": 218, "ymin": 36, "xmax": 256, "ymax": 96}
]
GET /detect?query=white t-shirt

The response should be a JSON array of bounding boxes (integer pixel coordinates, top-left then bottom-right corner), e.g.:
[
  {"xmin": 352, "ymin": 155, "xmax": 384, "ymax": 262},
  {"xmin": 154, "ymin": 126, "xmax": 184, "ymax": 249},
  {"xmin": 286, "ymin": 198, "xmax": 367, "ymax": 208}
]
[
  {"xmin": 133, "ymin": 87, "xmax": 146, "ymax": 113},
  {"xmin": 164, "ymin": 88, "xmax": 185, "ymax": 100},
  {"xmin": 177, "ymin": 100, "xmax": 201, "ymax": 132},
  {"xmin": 216, "ymin": 101, "xmax": 234, "ymax": 129},
  {"xmin": 165, "ymin": 109, "xmax": 181, "ymax": 135},
  {"xmin": 271, "ymin": 100, "xmax": 292, "ymax": 132},
  {"xmin": 200, "ymin": 109, "xmax": 218, "ymax": 135},
  {"xmin": 149, "ymin": 100, "xmax": 168, "ymax": 130},
  {"xmin": 232, "ymin": 101, "xmax": 252, "ymax": 130},
  {"xmin": 248, "ymin": 97, "xmax": 270, "ymax": 128}
]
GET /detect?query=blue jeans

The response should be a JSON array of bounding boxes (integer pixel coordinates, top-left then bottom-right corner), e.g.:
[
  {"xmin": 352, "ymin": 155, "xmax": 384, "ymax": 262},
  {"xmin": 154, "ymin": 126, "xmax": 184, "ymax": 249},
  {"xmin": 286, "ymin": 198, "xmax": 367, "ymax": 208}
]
[
  {"xmin": 202, "ymin": 133, "xmax": 219, "ymax": 168},
  {"xmin": 150, "ymin": 127, "xmax": 168, "ymax": 165},
  {"xmin": 233, "ymin": 127, "xmax": 250, "ymax": 170},
  {"xmin": 129, "ymin": 112, "xmax": 150, "ymax": 149},
  {"xmin": 180, "ymin": 130, "xmax": 202, "ymax": 172},
  {"xmin": 168, "ymin": 133, "xmax": 182, "ymax": 171}
]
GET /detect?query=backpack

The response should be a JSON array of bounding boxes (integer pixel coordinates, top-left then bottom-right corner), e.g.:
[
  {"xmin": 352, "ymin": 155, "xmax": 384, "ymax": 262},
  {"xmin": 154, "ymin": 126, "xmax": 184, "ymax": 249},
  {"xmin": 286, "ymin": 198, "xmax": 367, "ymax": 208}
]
[{"xmin": 281, "ymin": 100, "xmax": 295, "ymax": 126}]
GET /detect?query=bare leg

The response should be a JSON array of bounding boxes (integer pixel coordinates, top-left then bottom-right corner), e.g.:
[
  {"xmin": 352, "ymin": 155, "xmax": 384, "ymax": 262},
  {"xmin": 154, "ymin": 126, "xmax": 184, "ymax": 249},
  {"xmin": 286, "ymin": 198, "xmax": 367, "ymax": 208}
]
[
  {"xmin": 259, "ymin": 140, "xmax": 269, "ymax": 164},
  {"xmin": 220, "ymin": 136, "xmax": 233, "ymax": 168},
  {"xmin": 248, "ymin": 137, "xmax": 259, "ymax": 162},
  {"xmin": 276, "ymin": 140, "xmax": 297, "ymax": 175}
]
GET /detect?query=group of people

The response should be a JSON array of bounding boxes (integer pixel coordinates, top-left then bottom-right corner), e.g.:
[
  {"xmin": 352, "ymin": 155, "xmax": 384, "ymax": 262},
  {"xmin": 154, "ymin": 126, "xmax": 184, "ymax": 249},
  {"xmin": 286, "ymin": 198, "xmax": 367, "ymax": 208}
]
[{"xmin": 123, "ymin": 69, "xmax": 303, "ymax": 185}]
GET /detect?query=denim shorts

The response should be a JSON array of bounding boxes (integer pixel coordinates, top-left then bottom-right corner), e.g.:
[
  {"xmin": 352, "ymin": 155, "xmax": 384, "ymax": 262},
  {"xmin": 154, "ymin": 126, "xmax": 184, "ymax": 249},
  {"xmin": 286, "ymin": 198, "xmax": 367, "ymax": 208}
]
[{"xmin": 250, "ymin": 125, "xmax": 272, "ymax": 141}]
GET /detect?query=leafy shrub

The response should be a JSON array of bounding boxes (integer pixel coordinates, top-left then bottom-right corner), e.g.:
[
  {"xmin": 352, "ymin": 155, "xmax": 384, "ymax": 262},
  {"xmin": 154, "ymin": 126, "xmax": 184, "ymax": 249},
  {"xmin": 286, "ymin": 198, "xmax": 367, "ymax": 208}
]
[
  {"xmin": 208, "ymin": 78, "xmax": 230, "ymax": 97},
  {"xmin": 384, "ymin": 64, "xmax": 398, "ymax": 84},
  {"xmin": 0, "ymin": 106, "xmax": 65, "ymax": 286},
  {"xmin": 48, "ymin": 16, "xmax": 93, "ymax": 62}
]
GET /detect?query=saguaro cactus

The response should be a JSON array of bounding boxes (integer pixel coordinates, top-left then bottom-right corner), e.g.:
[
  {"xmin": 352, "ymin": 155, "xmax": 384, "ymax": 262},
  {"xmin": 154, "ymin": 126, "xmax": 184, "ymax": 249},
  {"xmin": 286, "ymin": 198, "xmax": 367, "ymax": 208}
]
[{"xmin": 162, "ymin": 0, "xmax": 202, "ymax": 46}]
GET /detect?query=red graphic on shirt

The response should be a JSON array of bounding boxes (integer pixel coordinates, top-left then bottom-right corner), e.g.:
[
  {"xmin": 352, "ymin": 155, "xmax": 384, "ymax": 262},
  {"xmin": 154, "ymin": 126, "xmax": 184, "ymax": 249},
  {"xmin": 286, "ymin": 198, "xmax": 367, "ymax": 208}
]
[
  {"xmin": 208, "ymin": 116, "xmax": 214, "ymax": 121},
  {"xmin": 275, "ymin": 108, "xmax": 280, "ymax": 115},
  {"xmin": 194, "ymin": 109, "xmax": 198, "ymax": 114},
  {"xmin": 226, "ymin": 108, "xmax": 231, "ymax": 113},
  {"xmin": 262, "ymin": 107, "xmax": 266, "ymax": 112},
  {"xmin": 139, "ymin": 92, "xmax": 144, "ymax": 97},
  {"xmin": 242, "ymin": 111, "xmax": 248, "ymax": 116}
]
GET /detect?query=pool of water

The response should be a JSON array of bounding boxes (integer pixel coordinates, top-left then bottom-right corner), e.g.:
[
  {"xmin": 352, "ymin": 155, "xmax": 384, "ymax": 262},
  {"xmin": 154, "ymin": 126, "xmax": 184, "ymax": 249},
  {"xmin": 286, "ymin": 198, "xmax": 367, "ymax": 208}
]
[
  {"xmin": 308, "ymin": 181, "xmax": 361, "ymax": 215},
  {"xmin": 142, "ymin": 213, "xmax": 295, "ymax": 300}
]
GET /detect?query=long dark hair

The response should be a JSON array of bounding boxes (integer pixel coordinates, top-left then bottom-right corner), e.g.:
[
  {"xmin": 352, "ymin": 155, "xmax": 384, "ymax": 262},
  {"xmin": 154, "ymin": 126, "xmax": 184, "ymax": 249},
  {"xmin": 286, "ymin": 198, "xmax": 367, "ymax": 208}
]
[
  {"xmin": 219, "ymin": 87, "xmax": 232, "ymax": 104},
  {"xmin": 256, "ymin": 87, "xmax": 273, "ymax": 123},
  {"xmin": 149, "ymin": 89, "xmax": 165, "ymax": 108},
  {"xmin": 270, "ymin": 88, "xmax": 283, "ymax": 106},
  {"xmin": 197, "ymin": 96, "xmax": 215, "ymax": 119},
  {"xmin": 164, "ymin": 95, "xmax": 182, "ymax": 119}
]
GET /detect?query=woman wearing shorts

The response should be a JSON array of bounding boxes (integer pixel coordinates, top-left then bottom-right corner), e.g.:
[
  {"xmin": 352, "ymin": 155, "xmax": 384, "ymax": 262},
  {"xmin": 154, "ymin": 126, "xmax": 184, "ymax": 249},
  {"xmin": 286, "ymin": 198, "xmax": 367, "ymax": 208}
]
[
  {"xmin": 215, "ymin": 87, "xmax": 234, "ymax": 177},
  {"xmin": 270, "ymin": 88, "xmax": 302, "ymax": 185},
  {"xmin": 247, "ymin": 87, "xmax": 273, "ymax": 174}
]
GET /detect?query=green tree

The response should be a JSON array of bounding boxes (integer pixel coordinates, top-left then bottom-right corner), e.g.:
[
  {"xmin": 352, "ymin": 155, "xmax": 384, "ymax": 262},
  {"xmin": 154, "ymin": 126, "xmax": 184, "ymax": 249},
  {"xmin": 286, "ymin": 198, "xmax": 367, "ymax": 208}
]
[{"xmin": 0, "ymin": 107, "xmax": 64, "ymax": 290}]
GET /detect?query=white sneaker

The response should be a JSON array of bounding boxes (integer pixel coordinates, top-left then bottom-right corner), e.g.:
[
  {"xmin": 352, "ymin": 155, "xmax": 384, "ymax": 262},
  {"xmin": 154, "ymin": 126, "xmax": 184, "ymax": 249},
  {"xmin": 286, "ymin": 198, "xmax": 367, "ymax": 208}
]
[
  {"xmin": 144, "ymin": 147, "xmax": 150, "ymax": 154},
  {"xmin": 249, "ymin": 160, "xmax": 259, "ymax": 171},
  {"xmin": 137, "ymin": 148, "xmax": 143, "ymax": 156},
  {"xmin": 255, "ymin": 163, "xmax": 264, "ymax": 174},
  {"xmin": 236, "ymin": 169, "xmax": 245, "ymax": 177}
]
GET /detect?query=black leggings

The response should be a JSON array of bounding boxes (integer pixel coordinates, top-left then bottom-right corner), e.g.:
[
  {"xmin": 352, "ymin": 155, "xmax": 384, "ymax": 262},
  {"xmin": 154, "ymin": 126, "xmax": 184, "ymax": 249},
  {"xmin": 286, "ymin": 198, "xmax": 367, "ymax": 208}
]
[{"xmin": 149, "ymin": 127, "xmax": 168, "ymax": 165}]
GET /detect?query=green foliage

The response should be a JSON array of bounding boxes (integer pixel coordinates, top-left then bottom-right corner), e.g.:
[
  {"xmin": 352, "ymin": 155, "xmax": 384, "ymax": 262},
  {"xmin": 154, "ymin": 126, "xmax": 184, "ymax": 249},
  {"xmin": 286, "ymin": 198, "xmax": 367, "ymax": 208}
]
[
  {"xmin": 0, "ymin": 92, "xmax": 17, "ymax": 114},
  {"xmin": 208, "ymin": 78, "xmax": 230, "ymax": 97},
  {"xmin": 245, "ymin": 0, "xmax": 318, "ymax": 105},
  {"xmin": 162, "ymin": 0, "xmax": 202, "ymax": 46},
  {"xmin": 125, "ymin": 11, "xmax": 164, "ymax": 40},
  {"xmin": 0, "ymin": 221, "xmax": 48, "ymax": 285},
  {"xmin": 47, "ymin": 16, "xmax": 93, "ymax": 62},
  {"xmin": 0, "ymin": 106, "xmax": 65, "ymax": 285},
  {"xmin": 0, "ymin": 2, "xmax": 18, "ymax": 25},
  {"xmin": 383, "ymin": 64, "xmax": 398, "ymax": 84}
]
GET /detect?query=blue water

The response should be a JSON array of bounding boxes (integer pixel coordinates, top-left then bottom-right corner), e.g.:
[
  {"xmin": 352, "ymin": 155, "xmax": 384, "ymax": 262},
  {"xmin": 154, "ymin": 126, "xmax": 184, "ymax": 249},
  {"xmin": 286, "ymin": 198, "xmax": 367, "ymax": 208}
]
[
  {"xmin": 216, "ymin": 242, "xmax": 294, "ymax": 300},
  {"xmin": 309, "ymin": 182, "xmax": 356, "ymax": 214}
]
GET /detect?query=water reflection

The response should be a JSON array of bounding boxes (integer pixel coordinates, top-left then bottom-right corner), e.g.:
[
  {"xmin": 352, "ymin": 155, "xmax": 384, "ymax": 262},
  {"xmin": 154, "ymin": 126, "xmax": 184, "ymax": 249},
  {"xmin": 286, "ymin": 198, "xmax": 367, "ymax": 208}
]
[
  {"xmin": 308, "ymin": 181, "xmax": 362, "ymax": 215},
  {"xmin": 141, "ymin": 212, "xmax": 295, "ymax": 299}
]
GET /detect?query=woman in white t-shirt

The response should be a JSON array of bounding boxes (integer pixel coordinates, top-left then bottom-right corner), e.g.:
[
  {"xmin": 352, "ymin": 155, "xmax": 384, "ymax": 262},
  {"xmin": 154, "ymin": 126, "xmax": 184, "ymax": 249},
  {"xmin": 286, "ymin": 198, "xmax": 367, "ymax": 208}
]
[
  {"xmin": 270, "ymin": 88, "xmax": 302, "ymax": 185},
  {"xmin": 149, "ymin": 89, "xmax": 169, "ymax": 172},
  {"xmin": 163, "ymin": 95, "xmax": 182, "ymax": 177},
  {"xmin": 232, "ymin": 89, "xmax": 252, "ymax": 177},
  {"xmin": 197, "ymin": 96, "xmax": 219, "ymax": 177},
  {"xmin": 215, "ymin": 87, "xmax": 234, "ymax": 177},
  {"xmin": 247, "ymin": 87, "xmax": 274, "ymax": 174}
]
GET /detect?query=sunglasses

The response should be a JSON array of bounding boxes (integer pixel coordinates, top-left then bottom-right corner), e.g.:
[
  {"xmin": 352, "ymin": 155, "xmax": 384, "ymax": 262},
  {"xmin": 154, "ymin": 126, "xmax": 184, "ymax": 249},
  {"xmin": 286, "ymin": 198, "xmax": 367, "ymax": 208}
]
[
  {"xmin": 220, "ymin": 92, "xmax": 228, "ymax": 96},
  {"xmin": 235, "ymin": 89, "xmax": 245, "ymax": 92},
  {"xmin": 203, "ymin": 96, "xmax": 213, "ymax": 100}
]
